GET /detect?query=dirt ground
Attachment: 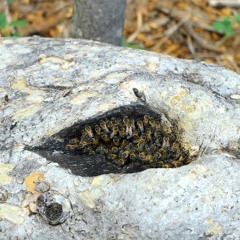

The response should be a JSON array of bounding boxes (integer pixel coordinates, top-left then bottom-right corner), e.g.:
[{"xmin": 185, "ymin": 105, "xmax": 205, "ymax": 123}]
[{"xmin": 1, "ymin": 0, "xmax": 240, "ymax": 73}]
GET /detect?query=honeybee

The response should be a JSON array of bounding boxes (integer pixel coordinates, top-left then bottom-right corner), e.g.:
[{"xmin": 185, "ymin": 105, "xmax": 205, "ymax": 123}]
[
  {"xmin": 145, "ymin": 154, "xmax": 154, "ymax": 162},
  {"xmin": 100, "ymin": 120, "xmax": 110, "ymax": 133},
  {"xmin": 122, "ymin": 150, "xmax": 130, "ymax": 158},
  {"xmin": 145, "ymin": 128, "xmax": 152, "ymax": 141},
  {"xmin": 106, "ymin": 120, "xmax": 113, "ymax": 129},
  {"xmin": 119, "ymin": 126, "xmax": 126, "ymax": 138},
  {"xmin": 94, "ymin": 124, "xmax": 101, "ymax": 135},
  {"xmin": 129, "ymin": 152, "xmax": 137, "ymax": 160},
  {"xmin": 100, "ymin": 133, "xmax": 110, "ymax": 142},
  {"xmin": 85, "ymin": 125, "xmax": 94, "ymax": 138},
  {"xmin": 136, "ymin": 119, "xmax": 144, "ymax": 133},
  {"xmin": 149, "ymin": 119, "xmax": 156, "ymax": 129},
  {"xmin": 162, "ymin": 137, "xmax": 170, "ymax": 148},
  {"xmin": 96, "ymin": 145, "xmax": 108, "ymax": 154},
  {"xmin": 111, "ymin": 146, "xmax": 119, "ymax": 154},
  {"xmin": 89, "ymin": 136, "xmax": 99, "ymax": 145},
  {"xmin": 109, "ymin": 153, "xmax": 118, "ymax": 160},
  {"xmin": 162, "ymin": 163, "xmax": 171, "ymax": 168},
  {"xmin": 155, "ymin": 120, "xmax": 161, "ymax": 131},
  {"xmin": 113, "ymin": 136, "xmax": 120, "ymax": 146},
  {"xmin": 139, "ymin": 152, "xmax": 146, "ymax": 161},
  {"xmin": 78, "ymin": 140, "xmax": 88, "ymax": 149},
  {"xmin": 126, "ymin": 123, "xmax": 133, "ymax": 137},
  {"xmin": 172, "ymin": 160, "xmax": 183, "ymax": 167},
  {"xmin": 110, "ymin": 125, "xmax": 119, "ymax": 139},
  {"xmin": 143, "ymin": 114, "xmax": 150, "ymax": 125},
  {"xmin": 120, "ymin": 139, "xmax": 128, "ymax": 148},
  {"xmin": 123, "ymin": 116, "xmax": 129, "ymax": 126},
  {"xmin": 117, "ymin": 158, "xmax": 126, "ymax": 167},
  {"xmin": 83, "ymin": 146, "xmax": 95, "ymax": 155}
]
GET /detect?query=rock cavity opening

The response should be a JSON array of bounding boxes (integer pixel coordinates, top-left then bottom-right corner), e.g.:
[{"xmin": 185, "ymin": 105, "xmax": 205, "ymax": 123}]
[{"xmin": 28, "ymin": 105, "xmax": 193, "ymax": 177}]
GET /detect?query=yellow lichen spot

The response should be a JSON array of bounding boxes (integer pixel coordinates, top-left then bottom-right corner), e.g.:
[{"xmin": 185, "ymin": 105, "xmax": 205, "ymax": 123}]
[
  {"xmin": 47, "ymin": 129, "xmax": 56, "ymax": 136},
  {"xmin": 169, "ymin": 88, "xmax": 187, "ymax": 105},
  {"xmin": 230, "ymin": 94, "xmax": 240, "ymax": 99},
  {"xmin": 96, "ymin": 103, "xmax": 117, "ymax": 112},
  {"xmin": 205, "ymin": 221, "xmax": 222, "ymax": 236},
  {"xmin": 207, "ymin": 217, "xmax": 213, "ymax": 224},
  {"xmin": 11, "ymin": 79, "xmax": 27, "ymax": 89},
  {"xmin": 78, "ymin": 190, "xmax": 96, "ymax": 209},
  {"xmin": 182, "ymin": 102, "xmax": 197, "ymax": 113},
  {"xmin": 0, "ymin": 163, "xmax": 14, "ymax": 185},
  {"xmin": 91, "ymin": 176, "xmax": 103, "ymax": 186},
  {"xmin": 191, "ymin": 169, "xmax": 197, "ymax": 175},
  {"xmin": 26, "ymin": 94, "xmax": 44, "ymax": 104},
  {"xmin": 60, "ymin": 61, "xmax": 75, "ymax": 70},
  {"xmin": 13, "ymin": 105, "xmax": 43, "ymax": 120},
  {"xmin": 71, "ymin": 91, "xmax": 99, "ymax": 104},
  {"xmin": 24, "ymin": 172, "xmax": 44, "ymax": 193},
  {"xmin": 0, "ymin": 203, "xmax": 27, "ymax": 224}
]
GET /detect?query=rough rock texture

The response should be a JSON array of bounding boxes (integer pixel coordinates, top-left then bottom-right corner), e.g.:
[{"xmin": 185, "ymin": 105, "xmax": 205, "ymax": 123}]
[{"xmin": 0, "ymin": 37, "xmax": 239, "ymax": 240}]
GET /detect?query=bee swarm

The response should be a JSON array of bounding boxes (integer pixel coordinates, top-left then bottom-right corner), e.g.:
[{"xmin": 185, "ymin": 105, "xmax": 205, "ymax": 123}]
[{"xmin": 66, "ymin": 114, "xmax": 191, "ymax": 169}]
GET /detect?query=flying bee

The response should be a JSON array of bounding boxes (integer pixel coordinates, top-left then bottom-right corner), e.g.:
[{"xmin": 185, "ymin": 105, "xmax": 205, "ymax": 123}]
[
  {"xmin": 172, "ymin": 160, "xmax": 183, "ymax": 167},
  {"xmin": 94, "ymin": 124, "xmax": 101, "ymax": 135},
  {"xmin": 113, "ymin": 136, "xmax": 120, "ymax": 147},
  {"xmin": 110, "ymin": 125, "xmax": 119, "ymax": 139},
  {"xmin": 111, "ymin": 146, "xmax": 119, "ymax": 154},
  {"xmin": 100, "ymin": 120, "xmax": 110, "ymax": 133},
  {"xmin": 85, "ymin": 125, "xmax": 94, "ymax": 138},
  {"xmin": 119, "ymin": 126, "xmax": 126, "ymax": 138},
  {"xmin": 136, "ymin": 119, "xmax": 144, "ymax": 133},
  {"xmin": 123, "ymin": 116, "xmax": 129, "ymax": 126},
  {"xmin": 143, "ymin": 114, "xmax": 150, "ymax": 125}
]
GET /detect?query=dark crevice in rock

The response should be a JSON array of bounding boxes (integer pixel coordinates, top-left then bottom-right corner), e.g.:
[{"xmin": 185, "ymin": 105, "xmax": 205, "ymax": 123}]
[{"xmin": 26, "ymin": 105, "xmax": 193, "ymax": 177}]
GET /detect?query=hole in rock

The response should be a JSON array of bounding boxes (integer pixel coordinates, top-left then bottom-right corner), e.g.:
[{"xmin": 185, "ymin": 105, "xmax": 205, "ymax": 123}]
[{"xmin": 28, "ymin": 105, "xmax": 192, "ymax": 177}]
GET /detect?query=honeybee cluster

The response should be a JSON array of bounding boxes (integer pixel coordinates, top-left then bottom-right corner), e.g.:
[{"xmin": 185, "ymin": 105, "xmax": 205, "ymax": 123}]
[{"xmin": 66, "ymin": 115, "xmax": 190, "ymax": 168}]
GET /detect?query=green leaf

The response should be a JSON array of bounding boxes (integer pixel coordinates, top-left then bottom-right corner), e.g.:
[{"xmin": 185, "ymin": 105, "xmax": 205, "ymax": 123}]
[
  {"xmin": 0, "ymin": 13, "xmax": 7, "ymax": 29},
  {"xmin": 213, "ymin": 21, "xmax": 224, "ymax": 31},
  {"xmin": 11, "ymin": 32, "xmax": 20, "ymax": 37},
  {"xmin": 235, "ymin": 14, "xmax": 240, "ymax": 23},
  {"xmin": 7, "ymin": 0, "xmax": 15, "ymax": 4},
  {"xmin": 10, "ymin": 19, "xmax": 27, "ymax": 27}
]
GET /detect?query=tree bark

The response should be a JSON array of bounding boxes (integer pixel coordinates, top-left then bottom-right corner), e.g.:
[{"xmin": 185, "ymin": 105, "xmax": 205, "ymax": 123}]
[{"xmin": 71, "ymin": 0, "xmax": 126, "ymax": 46}]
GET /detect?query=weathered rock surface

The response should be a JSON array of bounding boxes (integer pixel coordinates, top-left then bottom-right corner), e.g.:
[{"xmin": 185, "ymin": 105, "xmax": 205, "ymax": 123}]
[{"xmin": 0, "ymin": 37, "xmax": 239, "ymax": 239}]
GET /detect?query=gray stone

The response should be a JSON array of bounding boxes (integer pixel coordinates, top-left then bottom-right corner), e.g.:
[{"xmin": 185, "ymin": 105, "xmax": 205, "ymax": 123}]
[{"xmin": 0, "ymin": 37, "xmax": 239, "ymax": 240}]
